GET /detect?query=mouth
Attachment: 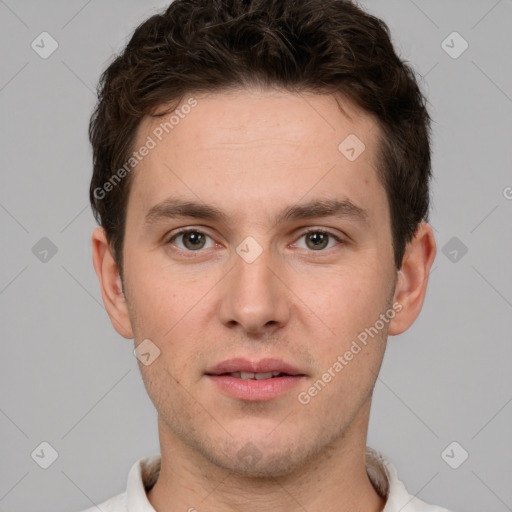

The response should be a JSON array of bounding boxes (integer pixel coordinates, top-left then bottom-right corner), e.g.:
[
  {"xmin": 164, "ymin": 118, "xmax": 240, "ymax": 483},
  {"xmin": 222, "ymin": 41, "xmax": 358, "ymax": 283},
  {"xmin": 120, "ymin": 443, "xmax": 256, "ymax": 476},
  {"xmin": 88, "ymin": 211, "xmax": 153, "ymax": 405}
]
[
  {"xmin": 213, "ymin": 371, "xmax": 294, "ymax": 380},
  {"xmin": 204, "ymin": 357, "xmax": 306, "ymax": 378},
  {"xmin": 205, "ymin": 358, "xmax": 307, "ymax": 401}
]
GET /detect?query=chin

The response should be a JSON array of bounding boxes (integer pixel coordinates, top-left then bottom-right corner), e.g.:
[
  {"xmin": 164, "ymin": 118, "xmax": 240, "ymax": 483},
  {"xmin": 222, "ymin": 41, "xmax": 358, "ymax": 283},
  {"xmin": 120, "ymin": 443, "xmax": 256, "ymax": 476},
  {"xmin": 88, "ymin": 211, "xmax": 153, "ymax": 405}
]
[
  {"xmin": 219, "ymin": 448, "xmax": 305, "ymax": 479},
  {"xmin": 197, "ymin": 433, "xmax": 316, "ymax": 479}
]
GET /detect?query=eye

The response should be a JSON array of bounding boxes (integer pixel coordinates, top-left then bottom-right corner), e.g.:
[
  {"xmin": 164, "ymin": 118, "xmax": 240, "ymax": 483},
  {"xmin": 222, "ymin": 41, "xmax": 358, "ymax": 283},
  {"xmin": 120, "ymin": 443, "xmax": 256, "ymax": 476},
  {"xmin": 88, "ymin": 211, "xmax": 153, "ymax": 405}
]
[
  {"xmin": 294, "ymin": 229, "xmax": 342, "ymax": 251},
  {"xmin": 167, "ymin": 229, "xmax": 215, "ymax": 251}
]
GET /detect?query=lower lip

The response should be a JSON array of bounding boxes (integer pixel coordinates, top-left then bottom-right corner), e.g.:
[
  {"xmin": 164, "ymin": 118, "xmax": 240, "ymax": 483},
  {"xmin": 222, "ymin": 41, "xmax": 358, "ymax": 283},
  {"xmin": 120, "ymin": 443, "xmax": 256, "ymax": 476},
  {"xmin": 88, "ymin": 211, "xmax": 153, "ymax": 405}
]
[{"xmin": 206, "ymin": 375, "xmax": 306, "ymax": 401}]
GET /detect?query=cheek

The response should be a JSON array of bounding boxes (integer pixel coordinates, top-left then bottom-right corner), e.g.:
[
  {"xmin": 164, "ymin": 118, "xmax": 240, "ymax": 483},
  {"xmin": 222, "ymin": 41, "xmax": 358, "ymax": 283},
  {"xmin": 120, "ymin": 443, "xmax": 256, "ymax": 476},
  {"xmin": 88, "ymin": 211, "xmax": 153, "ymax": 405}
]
[
  {"xmin": 125, "ymin": 260, "xmax": 210, "ymax": 338},
  {"xmin": 294, "ymin": 266, "xmax": 392, "ymax": 406},
  {"xmin": 126, "ymin": 269, "xmax": 216, "ymax": 379},
  {"xmin": 139, "ymin": 360, "xmax": 199, "ymax": 431},
  {"xmin": 295, "ymin": 262, "xmax": 391, "ymax": 338}
]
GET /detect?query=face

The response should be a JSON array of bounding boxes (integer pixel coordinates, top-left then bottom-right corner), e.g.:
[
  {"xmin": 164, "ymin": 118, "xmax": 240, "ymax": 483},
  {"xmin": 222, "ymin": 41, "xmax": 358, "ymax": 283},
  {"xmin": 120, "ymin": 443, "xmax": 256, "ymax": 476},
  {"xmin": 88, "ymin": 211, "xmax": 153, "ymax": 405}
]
[{"xmin": 93, "ymin": 88, "xmax": 433, "ymax": 478}]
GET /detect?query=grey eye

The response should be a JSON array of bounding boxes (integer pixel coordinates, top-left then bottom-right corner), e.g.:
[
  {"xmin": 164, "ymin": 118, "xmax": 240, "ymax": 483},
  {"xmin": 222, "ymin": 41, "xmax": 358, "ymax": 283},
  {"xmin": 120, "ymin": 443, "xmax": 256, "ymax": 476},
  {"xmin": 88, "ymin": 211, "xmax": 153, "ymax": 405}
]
[
  {"xmin": 171, "ymin": 231, "xmax": 214, "ymax": 251},
  {"xmin": 295, "ymin": 231, "xmax": 339, "ymax": 251}
]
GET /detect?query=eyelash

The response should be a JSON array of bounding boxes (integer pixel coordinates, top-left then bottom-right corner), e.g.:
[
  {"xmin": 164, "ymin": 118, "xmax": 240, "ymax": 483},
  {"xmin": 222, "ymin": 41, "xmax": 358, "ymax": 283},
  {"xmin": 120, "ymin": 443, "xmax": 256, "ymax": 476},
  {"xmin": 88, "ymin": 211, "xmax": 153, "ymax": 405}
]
[{"xmin": 165, "ymin": 228, "xmax": 344, "ymax": 254}]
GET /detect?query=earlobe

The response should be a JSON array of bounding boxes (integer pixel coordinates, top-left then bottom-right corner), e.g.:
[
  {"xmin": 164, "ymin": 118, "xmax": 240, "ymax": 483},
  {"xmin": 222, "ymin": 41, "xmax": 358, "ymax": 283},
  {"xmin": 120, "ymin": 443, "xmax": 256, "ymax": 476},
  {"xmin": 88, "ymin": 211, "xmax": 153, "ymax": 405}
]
[
  {"xmin": 91, "ymin": 227, "xmax": 134, "ymax": 339},
  {"xmin": 388, "ymin": 222, "xmax": 437, "ymax": 336}
]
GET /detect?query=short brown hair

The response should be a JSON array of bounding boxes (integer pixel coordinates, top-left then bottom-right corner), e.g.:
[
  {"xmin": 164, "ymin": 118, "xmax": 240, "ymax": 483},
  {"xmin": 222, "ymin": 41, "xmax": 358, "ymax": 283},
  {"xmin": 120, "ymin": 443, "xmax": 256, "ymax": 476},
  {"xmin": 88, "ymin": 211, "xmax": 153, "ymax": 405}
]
[{"xmin": 89, "ymin": 0, "xmax": 432, "ymax": 277}]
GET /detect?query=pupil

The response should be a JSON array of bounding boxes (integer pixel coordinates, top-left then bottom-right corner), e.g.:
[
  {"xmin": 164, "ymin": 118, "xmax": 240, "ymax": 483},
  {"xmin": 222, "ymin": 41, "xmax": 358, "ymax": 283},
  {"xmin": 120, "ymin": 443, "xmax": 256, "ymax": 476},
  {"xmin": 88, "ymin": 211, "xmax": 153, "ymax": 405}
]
[
  {"xmin": 307, "ymin": 232, "xmax": 328, "ymax": 250},
  {"xmin": 184, "ymin": 232, "xmax": 205, "ymax": 250}
]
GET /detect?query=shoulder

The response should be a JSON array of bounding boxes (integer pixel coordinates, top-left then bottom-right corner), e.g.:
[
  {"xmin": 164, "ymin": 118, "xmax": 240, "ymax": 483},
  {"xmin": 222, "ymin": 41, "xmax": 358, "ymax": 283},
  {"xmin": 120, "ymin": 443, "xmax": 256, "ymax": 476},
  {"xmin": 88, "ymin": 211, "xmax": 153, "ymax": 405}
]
[
  {"xmin": 75, "ymin": 453, "xmax": 161, "ymax": 512},
  {"xmin": 366, "ymin": 447, "xmax": 453, "ymax": 512},
  {"xmin": 78, "ymin": 491, "xmax": 127, "ymax": 512}
]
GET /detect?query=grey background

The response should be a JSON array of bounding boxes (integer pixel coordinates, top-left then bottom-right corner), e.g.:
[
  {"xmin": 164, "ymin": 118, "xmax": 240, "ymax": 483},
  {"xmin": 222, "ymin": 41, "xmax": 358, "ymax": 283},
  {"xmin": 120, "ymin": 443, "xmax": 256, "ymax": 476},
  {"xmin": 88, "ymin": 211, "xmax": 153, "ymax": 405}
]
[{"xmin": 0, "ymin": 0, "xmax": 511, "ymax": 511}]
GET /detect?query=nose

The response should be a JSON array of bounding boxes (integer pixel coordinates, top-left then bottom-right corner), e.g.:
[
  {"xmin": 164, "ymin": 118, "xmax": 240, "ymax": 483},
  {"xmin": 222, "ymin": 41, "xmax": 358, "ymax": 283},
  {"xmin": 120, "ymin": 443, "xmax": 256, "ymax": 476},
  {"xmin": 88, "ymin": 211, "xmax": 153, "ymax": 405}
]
[{"xmin": 217, "ymin": 245, "xmax": 291, "ymax": 337}]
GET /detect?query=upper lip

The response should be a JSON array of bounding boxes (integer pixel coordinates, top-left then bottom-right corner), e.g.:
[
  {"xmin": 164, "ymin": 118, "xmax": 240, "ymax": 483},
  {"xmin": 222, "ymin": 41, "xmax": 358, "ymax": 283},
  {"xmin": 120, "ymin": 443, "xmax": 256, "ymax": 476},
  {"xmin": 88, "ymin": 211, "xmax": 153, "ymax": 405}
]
[{"xmin": 205, "ymin": 358, "xmax": 305, "ymax": 376}]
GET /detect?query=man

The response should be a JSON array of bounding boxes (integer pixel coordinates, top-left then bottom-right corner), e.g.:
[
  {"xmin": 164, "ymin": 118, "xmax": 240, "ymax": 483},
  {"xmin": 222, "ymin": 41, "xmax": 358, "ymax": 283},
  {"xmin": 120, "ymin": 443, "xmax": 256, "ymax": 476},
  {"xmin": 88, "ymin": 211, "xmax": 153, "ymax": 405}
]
[{"xmin": 84, "ymin": 0, "xmax": 449, "ymax": 510}]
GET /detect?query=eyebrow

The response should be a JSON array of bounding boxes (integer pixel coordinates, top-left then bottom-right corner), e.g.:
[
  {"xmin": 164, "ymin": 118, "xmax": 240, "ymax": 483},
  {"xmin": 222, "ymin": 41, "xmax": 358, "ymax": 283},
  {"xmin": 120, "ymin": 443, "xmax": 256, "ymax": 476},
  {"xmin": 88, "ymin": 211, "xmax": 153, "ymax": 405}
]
[{"xmin": 143, "ymin": 197, "xmax": 368, "ymax": 228}]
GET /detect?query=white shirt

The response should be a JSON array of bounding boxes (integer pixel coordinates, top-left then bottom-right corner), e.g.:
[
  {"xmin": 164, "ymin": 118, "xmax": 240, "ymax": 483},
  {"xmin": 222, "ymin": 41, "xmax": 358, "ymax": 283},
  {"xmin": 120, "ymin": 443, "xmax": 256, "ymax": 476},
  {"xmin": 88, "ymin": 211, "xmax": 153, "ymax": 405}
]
[{"xmin": 79, "ymin": 447, "xmax": 452, "ymax": 512}]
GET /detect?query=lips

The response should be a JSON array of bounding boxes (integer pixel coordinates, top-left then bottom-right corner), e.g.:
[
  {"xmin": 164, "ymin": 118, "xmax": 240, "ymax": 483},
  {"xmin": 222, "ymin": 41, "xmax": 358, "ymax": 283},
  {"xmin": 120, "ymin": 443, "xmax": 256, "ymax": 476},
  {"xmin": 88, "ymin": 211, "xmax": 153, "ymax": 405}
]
[
  {"xmin": 227, "ymin": 371, "xmax": 285, "ymax": 380},
  {"xmin": 204, "ymin": 358, "xmax": 305, "ymax": 377},
  {"xmin": 205, "ymin": 358, "xmax": 307, "ymax": 401}
]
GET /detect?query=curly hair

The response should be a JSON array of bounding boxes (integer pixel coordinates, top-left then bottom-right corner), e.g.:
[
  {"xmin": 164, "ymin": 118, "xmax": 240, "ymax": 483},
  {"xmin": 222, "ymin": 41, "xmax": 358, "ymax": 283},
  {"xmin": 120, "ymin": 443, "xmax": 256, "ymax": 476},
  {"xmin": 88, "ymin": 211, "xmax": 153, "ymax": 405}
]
[{"xmin": 89, "ymin": 0, "xmax": 432, "ymax": 277}]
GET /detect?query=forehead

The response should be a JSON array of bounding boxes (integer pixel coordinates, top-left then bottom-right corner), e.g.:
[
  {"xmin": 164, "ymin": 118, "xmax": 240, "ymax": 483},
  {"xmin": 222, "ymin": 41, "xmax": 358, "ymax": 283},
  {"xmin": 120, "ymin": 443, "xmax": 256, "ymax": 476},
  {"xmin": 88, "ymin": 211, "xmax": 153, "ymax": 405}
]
[
  {"xmin": 139, "ymin": 88, "xmax": 379, "ymax": 157},
  {"xmin": 128, "ymin": 88, "xmax": 387, "ymax": 225}
]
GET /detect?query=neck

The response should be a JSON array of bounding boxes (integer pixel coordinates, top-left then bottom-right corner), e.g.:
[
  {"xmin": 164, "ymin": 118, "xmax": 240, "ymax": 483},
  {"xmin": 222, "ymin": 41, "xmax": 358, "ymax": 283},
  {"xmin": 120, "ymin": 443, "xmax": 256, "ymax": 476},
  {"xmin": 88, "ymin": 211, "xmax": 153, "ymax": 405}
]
[{"xmin": 147, "ymin": 405, "xmax": 386, "ymax": 512}]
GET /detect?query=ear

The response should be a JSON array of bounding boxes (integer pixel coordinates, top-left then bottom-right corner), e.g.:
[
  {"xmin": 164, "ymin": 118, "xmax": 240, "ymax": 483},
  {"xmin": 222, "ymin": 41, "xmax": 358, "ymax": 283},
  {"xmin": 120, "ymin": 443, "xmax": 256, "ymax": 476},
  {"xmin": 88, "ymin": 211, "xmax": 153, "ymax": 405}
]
[
  {"xmin": 91, "ymin": 226, "xmax": 134, "ymax": 339},
  {"xmin": 388, "ymin": 222, "xmax": 437, "ymax": 336}
]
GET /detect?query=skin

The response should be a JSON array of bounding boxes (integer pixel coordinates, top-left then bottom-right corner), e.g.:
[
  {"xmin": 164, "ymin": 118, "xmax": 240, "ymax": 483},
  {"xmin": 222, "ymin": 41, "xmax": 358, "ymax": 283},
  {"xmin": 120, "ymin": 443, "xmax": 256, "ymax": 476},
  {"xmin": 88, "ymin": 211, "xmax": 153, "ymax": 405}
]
[{"xmin": 92, "ymin": 87, "xmax": 436, "ymax": 512}]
